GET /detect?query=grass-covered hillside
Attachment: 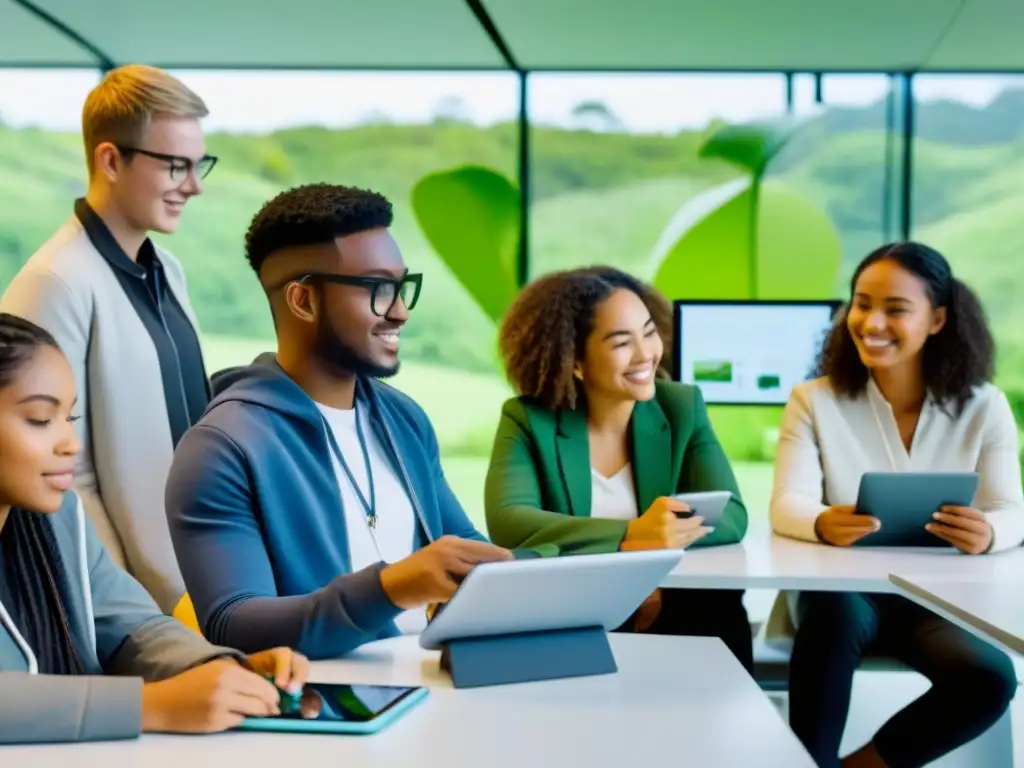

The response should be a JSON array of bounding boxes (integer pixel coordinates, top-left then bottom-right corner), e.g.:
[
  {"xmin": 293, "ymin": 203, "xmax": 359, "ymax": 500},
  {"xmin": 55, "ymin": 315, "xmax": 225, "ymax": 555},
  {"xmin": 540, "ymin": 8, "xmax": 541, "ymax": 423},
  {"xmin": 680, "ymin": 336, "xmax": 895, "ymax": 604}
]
[{"xmin": 3, "ymin": 92, "xmax": 1024, "ymax": 508}]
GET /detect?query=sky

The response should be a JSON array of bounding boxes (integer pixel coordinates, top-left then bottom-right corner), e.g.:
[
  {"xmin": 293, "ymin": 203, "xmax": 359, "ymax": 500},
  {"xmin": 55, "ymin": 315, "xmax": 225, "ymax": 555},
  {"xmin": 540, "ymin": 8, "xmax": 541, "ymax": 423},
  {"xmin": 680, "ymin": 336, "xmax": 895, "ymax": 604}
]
[{"xmin": 0, "ymin": 69, "xmax": 1020, "ymax": 134}]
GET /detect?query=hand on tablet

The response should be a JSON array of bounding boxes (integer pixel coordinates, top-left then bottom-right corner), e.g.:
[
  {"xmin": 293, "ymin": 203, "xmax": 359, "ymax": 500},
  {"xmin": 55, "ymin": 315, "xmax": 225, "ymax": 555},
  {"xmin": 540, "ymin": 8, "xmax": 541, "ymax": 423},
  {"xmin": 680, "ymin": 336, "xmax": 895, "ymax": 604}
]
[
  {"xmin": 926, "ymin": 505, "xmax": 993, "ymax": 554},
  {"xmin": 141, "ymin": 658, "xmax": 282, "ymax": 733},
  {"xmin": 380, "ymin": 536, "xmax": 513, "ymax": 609},
  {"xmin": 244, "ymin": 647, "xmax": 310, "ymax": 696},
  {"xmin": 814, "ymin": 504, "xmax": 880, "ymax": 546},
  {"xmin": 622, "ymin": 496, "xmax": 711, "ymax": 550}
]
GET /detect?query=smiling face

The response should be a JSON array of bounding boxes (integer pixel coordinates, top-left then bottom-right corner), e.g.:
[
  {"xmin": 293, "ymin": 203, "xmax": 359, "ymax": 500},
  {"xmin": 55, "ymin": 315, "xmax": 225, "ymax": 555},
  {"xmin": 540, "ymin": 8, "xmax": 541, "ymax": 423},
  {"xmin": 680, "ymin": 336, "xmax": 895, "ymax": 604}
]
[
  {"xmin": 847, "ymin": 258, "xmax": 947, "ymax": 374},
  {"xmin": 286, "ymin": 228, "xmax": 412, "ymax": 378},
  {"xmin": 100, "ymin": 116, "xmax": 208, "ymax": 235},
  {"xmin": 0, "ymin": 345, "xmax": 81, "ymax": 514},
  {"xmin": 578, "ymin": 288, "xmax": 663, "ymax": 404}
]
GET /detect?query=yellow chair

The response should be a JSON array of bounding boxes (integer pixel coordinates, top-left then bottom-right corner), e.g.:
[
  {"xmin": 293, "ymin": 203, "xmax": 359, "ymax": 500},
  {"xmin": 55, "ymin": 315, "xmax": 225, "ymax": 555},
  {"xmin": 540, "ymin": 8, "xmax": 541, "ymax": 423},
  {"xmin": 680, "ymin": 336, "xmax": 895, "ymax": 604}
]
[{"xmin": 172, "ymin": 593, "xmax": 202, "ymax": 635}]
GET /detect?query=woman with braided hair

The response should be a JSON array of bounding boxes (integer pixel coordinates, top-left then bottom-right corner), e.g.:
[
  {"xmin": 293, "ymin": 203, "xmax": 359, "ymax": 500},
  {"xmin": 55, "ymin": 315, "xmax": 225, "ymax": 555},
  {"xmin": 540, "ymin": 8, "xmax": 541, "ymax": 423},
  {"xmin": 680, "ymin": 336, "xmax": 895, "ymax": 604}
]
[
  {"xmin": 0, "ymin": 313, "xmax": 309, "ymax": 743},
  {"xmin": 484, "ymin": 266, "xmax": 753, "ymax": 672}
]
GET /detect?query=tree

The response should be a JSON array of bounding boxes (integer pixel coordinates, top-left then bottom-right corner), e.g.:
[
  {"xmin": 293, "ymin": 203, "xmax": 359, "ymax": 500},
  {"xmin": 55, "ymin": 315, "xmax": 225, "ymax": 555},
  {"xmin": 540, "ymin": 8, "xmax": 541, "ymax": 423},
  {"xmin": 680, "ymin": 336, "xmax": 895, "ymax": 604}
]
[{"xmin": 570, "ymin": 100, "xmax": 623, "ymax": 132}]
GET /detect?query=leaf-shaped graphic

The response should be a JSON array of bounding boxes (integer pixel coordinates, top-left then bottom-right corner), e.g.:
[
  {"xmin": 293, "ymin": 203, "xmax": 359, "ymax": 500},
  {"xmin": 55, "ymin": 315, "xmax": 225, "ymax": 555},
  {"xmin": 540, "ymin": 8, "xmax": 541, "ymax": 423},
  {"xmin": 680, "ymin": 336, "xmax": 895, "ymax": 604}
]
[
  {"xmin": 411, "ymin": 165, "xmax": 520, "ymax": 323},
  {"xmin": 699, "ymin": 120, "xmax": 800, "ymax": 178},
  {"xmin": 651, "ymin": 178, "xmax": 841, "ymax": 300}
]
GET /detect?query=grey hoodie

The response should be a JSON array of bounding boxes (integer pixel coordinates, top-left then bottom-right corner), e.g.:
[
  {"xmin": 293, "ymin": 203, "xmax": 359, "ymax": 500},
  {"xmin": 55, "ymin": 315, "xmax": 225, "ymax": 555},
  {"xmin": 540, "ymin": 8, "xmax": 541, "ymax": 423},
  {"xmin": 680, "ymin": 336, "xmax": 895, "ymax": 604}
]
[{"xmin": 0, "ymin": 492, "xmax": 244, "ymax": 744}]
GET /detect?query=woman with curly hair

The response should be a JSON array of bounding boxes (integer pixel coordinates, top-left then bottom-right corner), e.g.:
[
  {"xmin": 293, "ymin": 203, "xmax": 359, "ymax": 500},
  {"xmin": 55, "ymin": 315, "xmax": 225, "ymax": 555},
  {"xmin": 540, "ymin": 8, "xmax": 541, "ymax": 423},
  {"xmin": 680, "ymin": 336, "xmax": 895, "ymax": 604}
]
[
  {"xmin": 485, "ymin": 266, "xmax": 752, "ymax": 671},
  {"xmin": 770, "ymin": 242, "xmax": 1022, "ymax": 768}
]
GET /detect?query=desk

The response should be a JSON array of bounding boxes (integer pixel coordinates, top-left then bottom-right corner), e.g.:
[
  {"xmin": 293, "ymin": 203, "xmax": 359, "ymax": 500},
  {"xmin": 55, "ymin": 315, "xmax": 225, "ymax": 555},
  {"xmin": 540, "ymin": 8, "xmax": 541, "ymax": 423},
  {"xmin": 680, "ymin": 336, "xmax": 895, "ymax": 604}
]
[
  {"xmin": 661, "ymin": 534, "xmax": 1024, "ymax": 593},
  {"xmin": 2, "ymin": 635, "xmax": 815, "ymax": 768},
  {"xmin": 890, "ymin": 574, "xmax": 1024, "ymax": 657}
]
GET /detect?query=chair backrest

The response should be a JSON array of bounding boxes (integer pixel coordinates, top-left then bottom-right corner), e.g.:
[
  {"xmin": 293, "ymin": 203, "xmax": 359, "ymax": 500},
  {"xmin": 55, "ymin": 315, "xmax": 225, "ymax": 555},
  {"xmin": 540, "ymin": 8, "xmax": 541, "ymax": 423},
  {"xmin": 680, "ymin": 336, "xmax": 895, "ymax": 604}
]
[{"xmin": 172, "ymin": 593, "xmax": 202, "ymax": 635}]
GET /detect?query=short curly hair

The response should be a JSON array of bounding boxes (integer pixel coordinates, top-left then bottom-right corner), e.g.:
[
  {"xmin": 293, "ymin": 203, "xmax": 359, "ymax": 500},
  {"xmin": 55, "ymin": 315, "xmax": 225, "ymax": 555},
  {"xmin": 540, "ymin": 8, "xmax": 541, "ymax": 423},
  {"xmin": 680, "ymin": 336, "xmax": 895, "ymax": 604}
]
[
  {"xmin": 244, "ymin": 183, "xmax": 393, "ymax": 276},
  {"xmin": 814, "ymin": 241, "xmax": 994, "ymax": 415},
  {"xmin": 499, "ymin": 266, "xmax": 673, "ymax": 410}
]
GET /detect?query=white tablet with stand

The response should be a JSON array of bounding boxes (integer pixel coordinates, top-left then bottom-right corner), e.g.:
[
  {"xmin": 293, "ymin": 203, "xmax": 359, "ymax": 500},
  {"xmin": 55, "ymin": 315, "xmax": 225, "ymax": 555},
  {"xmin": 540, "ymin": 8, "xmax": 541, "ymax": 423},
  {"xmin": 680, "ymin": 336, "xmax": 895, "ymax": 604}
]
[{"xmin": 418, "ymin": 548, "xmax": 684, "ymax": 688}]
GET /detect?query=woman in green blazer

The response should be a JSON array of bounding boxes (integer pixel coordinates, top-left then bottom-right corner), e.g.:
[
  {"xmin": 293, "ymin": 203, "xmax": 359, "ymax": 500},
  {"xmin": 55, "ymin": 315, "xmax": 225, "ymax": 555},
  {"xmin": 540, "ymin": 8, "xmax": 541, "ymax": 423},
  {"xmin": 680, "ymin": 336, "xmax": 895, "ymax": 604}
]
[{"xmin": 485, "ymin": 267, "xmax": 752, "ymax": 671}]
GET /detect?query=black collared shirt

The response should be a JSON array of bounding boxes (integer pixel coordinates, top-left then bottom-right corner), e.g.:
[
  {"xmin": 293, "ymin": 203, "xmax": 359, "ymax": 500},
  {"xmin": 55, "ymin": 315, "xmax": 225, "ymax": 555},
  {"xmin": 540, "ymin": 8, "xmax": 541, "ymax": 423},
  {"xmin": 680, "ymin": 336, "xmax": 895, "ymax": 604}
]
[
  {"xmin": 75, "ymin": 199, "xmax": 210, "ymax": 446},
  {"xmin": 0, "ymin": 525, "xmax": 17, "ymax": 632}
]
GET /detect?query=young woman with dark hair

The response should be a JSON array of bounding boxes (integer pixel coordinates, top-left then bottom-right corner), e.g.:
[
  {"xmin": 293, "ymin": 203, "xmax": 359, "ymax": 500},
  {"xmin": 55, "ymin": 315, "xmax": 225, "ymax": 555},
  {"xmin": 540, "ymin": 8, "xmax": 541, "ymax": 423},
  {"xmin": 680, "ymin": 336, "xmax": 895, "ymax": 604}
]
[
  {"xmin": 770, "ymin": 243, "xmax": 1022, "ymax": 767},
  {"xmin": 0, "ymin": 313, "xmax": 309, "ymax": 744},
  {"xmin": 485, "ymin": 266, "xmax": 753, "ymax": 671}
]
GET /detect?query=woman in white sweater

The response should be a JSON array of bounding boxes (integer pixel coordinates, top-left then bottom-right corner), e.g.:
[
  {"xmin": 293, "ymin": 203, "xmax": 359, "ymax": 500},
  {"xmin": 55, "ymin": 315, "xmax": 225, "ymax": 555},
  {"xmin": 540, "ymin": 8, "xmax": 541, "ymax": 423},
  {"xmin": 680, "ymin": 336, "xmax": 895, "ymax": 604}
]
[{"xmin": 770, "ymin": 242, "xmax": 1022, "ymax": 768}]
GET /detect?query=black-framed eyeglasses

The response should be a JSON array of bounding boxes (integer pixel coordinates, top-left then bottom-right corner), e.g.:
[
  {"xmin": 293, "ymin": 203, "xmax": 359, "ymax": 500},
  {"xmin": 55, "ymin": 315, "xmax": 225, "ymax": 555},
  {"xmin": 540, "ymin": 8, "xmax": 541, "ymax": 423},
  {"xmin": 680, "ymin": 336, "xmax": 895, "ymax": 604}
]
[
  {"xmin": 296, "ymin": 272, "xmax": 423, "ymax": 317},
  {"xmin": 117, "ymin": 146, "xmax": 218, "ymax": 182}
]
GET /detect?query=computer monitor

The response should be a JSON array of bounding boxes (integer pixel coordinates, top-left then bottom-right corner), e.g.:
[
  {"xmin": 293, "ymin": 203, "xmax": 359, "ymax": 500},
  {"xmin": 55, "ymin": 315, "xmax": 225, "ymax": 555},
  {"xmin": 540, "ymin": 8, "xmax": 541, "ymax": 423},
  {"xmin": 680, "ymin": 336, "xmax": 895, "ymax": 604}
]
[{"xmin": 673, "ymin": 300, "xmax": 841, "ymax": 406}]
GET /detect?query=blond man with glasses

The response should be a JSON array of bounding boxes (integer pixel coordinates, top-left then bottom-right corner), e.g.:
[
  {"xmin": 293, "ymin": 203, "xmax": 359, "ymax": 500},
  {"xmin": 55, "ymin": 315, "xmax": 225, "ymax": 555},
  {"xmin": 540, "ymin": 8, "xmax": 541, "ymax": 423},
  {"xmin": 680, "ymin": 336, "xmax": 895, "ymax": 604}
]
[{"xmin": 1, "ymin": 65, "xmax": 215, "ymax": 618}]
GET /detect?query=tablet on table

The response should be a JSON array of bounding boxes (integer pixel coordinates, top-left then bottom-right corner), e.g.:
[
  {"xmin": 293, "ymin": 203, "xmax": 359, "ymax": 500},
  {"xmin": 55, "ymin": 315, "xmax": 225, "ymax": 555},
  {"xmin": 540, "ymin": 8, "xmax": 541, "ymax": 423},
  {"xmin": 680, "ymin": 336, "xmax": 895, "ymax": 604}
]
[
  {"xmin": 236, "ymin": 682, "xmax": 428, "ymax": 735},
  {"xmin": 419, "ymin": 548, "xmax": 685, "ymax": 651}
]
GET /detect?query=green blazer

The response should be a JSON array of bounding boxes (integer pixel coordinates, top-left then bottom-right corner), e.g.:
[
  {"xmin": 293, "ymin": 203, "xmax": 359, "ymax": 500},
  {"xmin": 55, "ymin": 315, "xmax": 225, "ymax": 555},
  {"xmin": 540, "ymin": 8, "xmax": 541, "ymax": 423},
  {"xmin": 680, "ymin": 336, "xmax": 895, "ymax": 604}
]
[{"xmin": 485, "ymin": 380, "xmax": 748, "ymax": 555}]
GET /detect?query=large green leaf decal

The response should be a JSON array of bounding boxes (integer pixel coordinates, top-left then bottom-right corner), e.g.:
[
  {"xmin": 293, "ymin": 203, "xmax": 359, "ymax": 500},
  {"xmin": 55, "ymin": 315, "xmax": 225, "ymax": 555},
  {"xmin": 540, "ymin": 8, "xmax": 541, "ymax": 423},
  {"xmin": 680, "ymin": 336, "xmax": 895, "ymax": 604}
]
[
  {"xmin": 650, "ymin": 178, "xmax": 755, "ymax": 298},
  {"xmin": 755, "ymin": 179, "xmax": 843, "ymax": 298},
  {"xmin": 411, "ymin": 165, "xmax": 520, "ymax": 323},
  {"xmin": 649, "ymin": 121, "xmax": 841, "ymax": 462},
  {"xmin": 650, "ymin": 177, "xmax": 841, "ymax": 300},
  {"xmin": 699, "ymin": 120, "xmax": 800, "ymax": 178}
]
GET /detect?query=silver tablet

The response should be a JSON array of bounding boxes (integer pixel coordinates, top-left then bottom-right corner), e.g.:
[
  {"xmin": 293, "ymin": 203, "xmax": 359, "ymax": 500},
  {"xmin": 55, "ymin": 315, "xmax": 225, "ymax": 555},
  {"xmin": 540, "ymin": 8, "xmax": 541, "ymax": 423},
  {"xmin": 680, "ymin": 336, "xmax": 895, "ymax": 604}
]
[{"xmin": 418, "ymin": 549, "xmax": 684, "ymax": 651}]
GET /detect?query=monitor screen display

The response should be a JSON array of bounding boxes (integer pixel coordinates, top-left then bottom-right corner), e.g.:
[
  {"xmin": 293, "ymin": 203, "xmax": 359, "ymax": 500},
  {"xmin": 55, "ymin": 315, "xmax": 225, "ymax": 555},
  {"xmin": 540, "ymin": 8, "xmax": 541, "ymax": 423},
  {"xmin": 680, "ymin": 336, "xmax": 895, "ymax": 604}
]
[{"xmin": 673, "ymin": 300, "xmax": 840, "ymax": 405}]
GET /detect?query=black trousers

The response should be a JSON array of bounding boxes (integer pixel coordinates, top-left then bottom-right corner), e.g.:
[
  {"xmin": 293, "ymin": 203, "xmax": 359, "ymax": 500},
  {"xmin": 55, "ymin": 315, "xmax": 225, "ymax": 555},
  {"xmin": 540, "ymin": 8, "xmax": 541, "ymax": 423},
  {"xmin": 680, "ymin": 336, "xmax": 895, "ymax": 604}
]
[
  {"xmin": 789, "ymin": 591, "xmax": 1017, "ymax": 768},
  {"xmin": 618, "ymin": 587, "xmax": 754, "ymax": 674}
]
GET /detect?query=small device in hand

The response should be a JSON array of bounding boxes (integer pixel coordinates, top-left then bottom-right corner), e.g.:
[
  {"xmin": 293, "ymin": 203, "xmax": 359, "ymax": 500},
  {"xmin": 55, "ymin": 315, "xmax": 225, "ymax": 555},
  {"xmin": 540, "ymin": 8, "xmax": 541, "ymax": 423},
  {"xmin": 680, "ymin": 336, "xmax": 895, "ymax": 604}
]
[{"xmin": 671, "ymin": 490, "xmax": 732, "ymax": 527}]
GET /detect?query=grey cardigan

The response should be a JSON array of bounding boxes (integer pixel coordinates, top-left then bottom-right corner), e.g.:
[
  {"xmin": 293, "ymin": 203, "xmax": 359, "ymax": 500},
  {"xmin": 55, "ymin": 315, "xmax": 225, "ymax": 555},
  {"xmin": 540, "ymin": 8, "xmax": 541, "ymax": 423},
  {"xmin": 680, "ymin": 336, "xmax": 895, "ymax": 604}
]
[
  {"xmin": 0, "ymin": 492, "xmax": 243, "ymax": 744},
  {"xmin": 0, "ymin": 215, "xmax": 205, "ymax": 612}
]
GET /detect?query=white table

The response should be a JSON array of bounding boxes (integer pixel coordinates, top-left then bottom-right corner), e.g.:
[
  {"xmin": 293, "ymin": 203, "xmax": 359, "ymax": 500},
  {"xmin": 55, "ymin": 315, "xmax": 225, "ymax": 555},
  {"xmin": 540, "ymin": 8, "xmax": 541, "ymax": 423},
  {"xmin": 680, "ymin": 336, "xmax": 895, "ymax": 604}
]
[
  {"xmin": 890, "ymin": 574, "xmax": 1024, "ymax": 657},
  {"xmin": 2, "ymin": 634, "xmax": 815, "ymax": 767},
  {"xmin": 661, "ymin": 534, "xmax": 1024, "ymax": 592}
]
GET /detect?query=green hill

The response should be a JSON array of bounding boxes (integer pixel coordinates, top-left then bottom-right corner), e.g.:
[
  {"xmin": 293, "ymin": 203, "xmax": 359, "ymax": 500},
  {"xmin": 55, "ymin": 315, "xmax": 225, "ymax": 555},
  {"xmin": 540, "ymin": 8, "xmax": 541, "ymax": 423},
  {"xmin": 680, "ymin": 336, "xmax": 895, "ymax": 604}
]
[{"xmin": 3, "ymin": 115, "xmax": 1024, "ymax": 433}]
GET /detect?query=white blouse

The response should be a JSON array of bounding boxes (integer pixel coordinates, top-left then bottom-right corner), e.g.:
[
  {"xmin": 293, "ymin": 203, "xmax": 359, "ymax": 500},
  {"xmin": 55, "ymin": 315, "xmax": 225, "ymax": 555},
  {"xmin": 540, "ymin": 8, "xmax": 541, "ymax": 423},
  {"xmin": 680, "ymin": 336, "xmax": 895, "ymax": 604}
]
[
  {"xmin": 590, "ymin": 464, "xmax": 639, "ymax": 520},
  {"xmin": 770, "ymin": 376, "xmax": 1024, "ymax": 552}
]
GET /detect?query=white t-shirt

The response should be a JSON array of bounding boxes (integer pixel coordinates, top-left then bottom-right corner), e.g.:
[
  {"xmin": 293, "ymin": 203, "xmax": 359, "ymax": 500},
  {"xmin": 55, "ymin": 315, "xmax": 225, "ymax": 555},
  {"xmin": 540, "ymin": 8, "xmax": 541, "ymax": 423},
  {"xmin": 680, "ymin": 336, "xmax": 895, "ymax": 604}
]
[
  {"xmin": 590, "ymin": 464, "xmax": 639, "ymax": 520},
  {"xmin": 317, "ymin": 402, "xmax": 427, "ymax": 634}
]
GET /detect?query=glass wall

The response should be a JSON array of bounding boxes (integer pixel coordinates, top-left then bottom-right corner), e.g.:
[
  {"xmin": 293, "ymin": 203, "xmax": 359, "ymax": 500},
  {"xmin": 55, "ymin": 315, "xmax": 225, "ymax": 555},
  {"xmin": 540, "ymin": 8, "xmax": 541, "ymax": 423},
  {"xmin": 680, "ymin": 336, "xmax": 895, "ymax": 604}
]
[
  {"xmin": 911, "ymin": 74, "xmax": 1024, "ymax": 427},
  {"xmin": 526, "ymin": 73, "xmax": 905, "ymax": 524},
  {"xmin": 527, "ymin": 73, "xmax": 787, "ymax": 278},
  {"xmin": 528, "ymin": 72, "xmax": 901, "ymax": 286},
  {"xmin": 179, "ymin": 71, "xmax": 521, "ymax": 522},
  {"xmin": 0, "ymin": 69, "xmax": 100, "ymax": 288},
  {"xmin": 4, "ymin": 65, "xmax": 1019, "ymax": 526},
  {"xmin": 0, "ymin": 68, "xmax": 519, "ymax": 524},
  {"xmin": 773, "ymin": 73, "xmax": 904, "ymax": 287},
  {"xmin": 527, "ymin": 75, "xmax": 782, "ymax": 522}
]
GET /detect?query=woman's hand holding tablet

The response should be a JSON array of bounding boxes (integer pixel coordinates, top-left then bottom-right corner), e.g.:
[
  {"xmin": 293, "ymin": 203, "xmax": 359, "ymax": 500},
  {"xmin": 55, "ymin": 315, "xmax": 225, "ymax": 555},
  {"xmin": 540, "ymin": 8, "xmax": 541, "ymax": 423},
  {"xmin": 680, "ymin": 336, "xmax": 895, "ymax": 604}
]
[
  {"xmin": 814, "ymin": 504, "xmax": 881, "ymax": 546},
  {"xmin": 621, "ymin": 496, "xmax": 709, "ymax": 550},
  {"xmin": 926, "ymin": 505, "xmax": 994, "ymax": 554},
  {"xmin": 847, "ymin": 471, "xmax": 980, "ymax": 548},
  {"xmin": 141, "ymin": 647, "xmax": 310, "ymax": 734}
]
